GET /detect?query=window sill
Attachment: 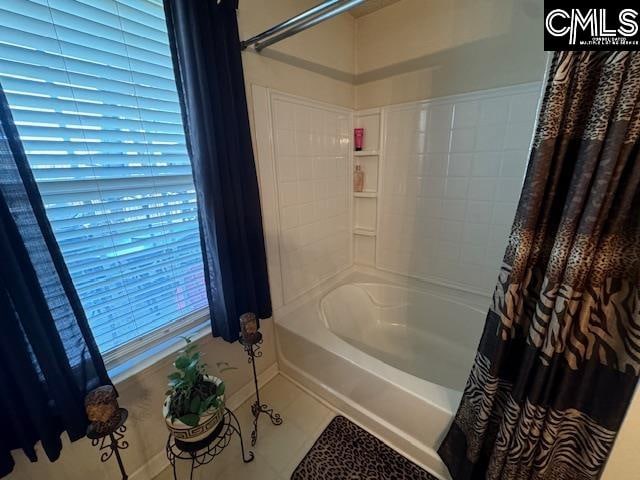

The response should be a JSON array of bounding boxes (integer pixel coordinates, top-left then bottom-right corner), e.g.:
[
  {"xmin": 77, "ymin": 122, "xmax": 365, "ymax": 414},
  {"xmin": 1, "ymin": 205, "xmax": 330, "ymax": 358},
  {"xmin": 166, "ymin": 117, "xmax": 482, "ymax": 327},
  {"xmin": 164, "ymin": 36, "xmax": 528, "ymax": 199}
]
[{"xmin": 108, "ymin": 320, "xmax": 211, "ymax": 385}]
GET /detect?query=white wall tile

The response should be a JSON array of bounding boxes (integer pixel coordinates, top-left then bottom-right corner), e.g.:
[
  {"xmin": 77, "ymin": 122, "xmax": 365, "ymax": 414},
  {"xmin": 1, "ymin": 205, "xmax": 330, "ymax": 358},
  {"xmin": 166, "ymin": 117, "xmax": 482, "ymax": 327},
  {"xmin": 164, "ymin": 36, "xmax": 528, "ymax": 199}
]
[
  {"xmin": 448, "ymin": 153, "xmax": 472, "ymax": 176},
  {"xmin": 509, "ymin": 92, "xmax": 540, "ymax": 124},
  {"xmin": 491, "ymin": 202, "xmax": 518, "ymax": 225},
  {"xmin": 278, "ymin": 155, "xmax": 297, "ymax": 182},
  {"xmin": 298, "ymin": 181, "xmax": 315, "ymax": 204},
  {"xmin": 298, "ymin": 203, "xmax": 316, "ymax": 225},
  {"xmin": 500, "ymin": 150, "xmax": 529, "ymax": 177},
  {"xmin": 461, "ymin": 245, "xmax": 487, "ymax": 266},
  {"xmin": 279, "ymin": 182, "xmax": 298, "ymax": 206},
  {"xmin": 421, "ymin": 197, "xmax": 443, "ymax": 218},
  {"xmin": 271, "ymin": 97, "xmax": 352, "ymax": 303},
  {"xmin": 429, "ymin": 104, "xmax": 454, "ymax": 130},
  {"xmin": 495, "ymin": 178, "xmax": 523, "ymax": 202},
  {"xmin": 378, "ymin": 84, "xmax": 539, "ymax": 295},
  {"xmin": 426, "ymin": 129, "xmax": 452, "ymax": 153},
  {"xmin": 295, "ymin": 105, "xmax": 311, "ymax": 132},
  {"xmin": 441, "ymin": 199, "xmax": 466, "ymax": 220},
  {"xmin": 462, "ymin": 222, "xmax": 490, "ymax": 245},
  {"xmin": 504, "ymin": 122, "xmax": 534, "ymax": 150},
  {"xmin": 297, "ymin": 156, "xmax": 313, "ymax": 181},
  {"xmin": 453, "ymin": 101, "xmax": 479, "ymax": 128},
  {"xmin": 274, "ymin": 101, "xmax": 295, "ymax": 131},
  {"xmin": 475, "ymin": 125, "xmax": 505, "ymax": 151},
  {"xmin": 295, "ymin": 131, "xmax": 312, "ymax": 154},
  {"xmin": 479, "ymin": 96, "xmax": 510, "ymax": 125},
  {"xmin": 445, "ymin": 177, "xmax": 469, "ymax": 199},
  {"xmin": 434, "ymin": 240, "xmax": 461, "ymax": 261},
  {"xmin": 465, "ymin": 201, "xmax": 493, "ymax": 224},
  {"xmin": 438, "ymin": 220, "xmax": 464, "ymax": 241},
  {"xmin": 419, "ymin": 176, "xmax": 445, "ymax": 198},
  {"xmin": 472, "ymin": 152, "xmax": 501, "ymax": 177},
  {"xmin": 486, "ymin": 247, "xmax": 506, "ymax": 267},
  {"xmin": 412, "ymin": 132, "xmax": 427, "ymax": 154},
  {"xmin": 276, "ymin": 129, "xmax": 296, "ymax": 155},
  {"xmin": 489, "ymin": 224, "xmax": 512, "ymax": 249},
  {"xmin": 280, "ymin": 205, "xmax": 300, "ymax": 230},
  {"xmin": 425, "ymin": 153, "xmax": 448, "ymax": 176},
  {"xmin": 467, "ymin": 178, "xmax": 496, "ymax": 201},
  {"xmin": 310, "ymin": 109, "xmax": 324, "ymax": 133},
  {"xmin": 450, "ymin": 127, "xmax": 475, "ymax": 152}
]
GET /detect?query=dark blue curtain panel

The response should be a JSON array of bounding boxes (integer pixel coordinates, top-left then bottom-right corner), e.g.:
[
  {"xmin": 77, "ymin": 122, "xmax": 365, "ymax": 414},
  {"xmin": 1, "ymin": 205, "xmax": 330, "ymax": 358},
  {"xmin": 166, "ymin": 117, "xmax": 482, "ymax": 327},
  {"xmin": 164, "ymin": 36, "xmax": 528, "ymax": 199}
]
[
  {"xmin": 0, "ymin": 84, "xmax": 110, "ymax": 477},
  {"xmin": 164, "ymin": 0, "xmax": 272, "ymax": 341}
]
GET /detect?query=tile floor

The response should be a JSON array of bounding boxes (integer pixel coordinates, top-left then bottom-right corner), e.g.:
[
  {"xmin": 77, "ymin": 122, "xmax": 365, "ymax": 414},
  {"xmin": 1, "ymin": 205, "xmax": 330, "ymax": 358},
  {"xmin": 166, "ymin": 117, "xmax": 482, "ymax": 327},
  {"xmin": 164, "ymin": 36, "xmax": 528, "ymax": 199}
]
[{"xmin": 155, "ymin": 374, "xmax": 335, "ymax": 480}]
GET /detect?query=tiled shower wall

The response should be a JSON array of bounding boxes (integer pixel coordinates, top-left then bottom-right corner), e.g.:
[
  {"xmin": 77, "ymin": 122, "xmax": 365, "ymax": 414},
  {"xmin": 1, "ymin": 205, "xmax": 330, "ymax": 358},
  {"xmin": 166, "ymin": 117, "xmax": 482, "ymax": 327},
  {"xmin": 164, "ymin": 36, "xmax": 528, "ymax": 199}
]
[
  {"xmin": 377, "ymin": 83, "xmax": 540, "ymax": 295},
  {"xmin": 271, "ymin": 96, "xmax": 351, "ymax": 303}
]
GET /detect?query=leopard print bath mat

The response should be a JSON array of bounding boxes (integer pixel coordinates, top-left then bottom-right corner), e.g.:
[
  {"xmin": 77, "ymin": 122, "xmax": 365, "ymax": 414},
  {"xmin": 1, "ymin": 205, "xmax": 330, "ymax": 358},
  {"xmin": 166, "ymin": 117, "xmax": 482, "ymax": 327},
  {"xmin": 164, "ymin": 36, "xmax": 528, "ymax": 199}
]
[{"xmin": 291, "ymin": 416, "xmax": 438, "ymax": 479}]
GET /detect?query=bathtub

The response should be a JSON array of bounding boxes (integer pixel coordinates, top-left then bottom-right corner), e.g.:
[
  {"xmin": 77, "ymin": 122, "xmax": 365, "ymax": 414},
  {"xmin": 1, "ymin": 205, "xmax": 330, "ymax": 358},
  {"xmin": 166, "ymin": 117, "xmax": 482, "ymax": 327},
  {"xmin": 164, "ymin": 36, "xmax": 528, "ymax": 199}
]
[{"xmin": 275, "ymin": 269, "xmax": 487, "ymax": 479}]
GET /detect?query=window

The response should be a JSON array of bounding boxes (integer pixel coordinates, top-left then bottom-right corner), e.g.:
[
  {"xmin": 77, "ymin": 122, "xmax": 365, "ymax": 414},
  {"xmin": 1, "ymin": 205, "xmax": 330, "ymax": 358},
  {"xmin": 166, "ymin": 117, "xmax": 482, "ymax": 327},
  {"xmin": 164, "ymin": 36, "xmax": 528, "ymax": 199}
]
[{"xmin": 0, "ymin": 0, "xmax": 207, "ymax": 360}]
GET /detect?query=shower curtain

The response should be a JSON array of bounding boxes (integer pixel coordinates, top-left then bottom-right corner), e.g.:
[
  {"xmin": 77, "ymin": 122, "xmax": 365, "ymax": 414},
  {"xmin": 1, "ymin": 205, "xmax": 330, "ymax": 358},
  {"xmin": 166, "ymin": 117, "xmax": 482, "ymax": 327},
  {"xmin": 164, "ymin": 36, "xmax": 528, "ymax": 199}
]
[{"xmin": 438, "ymin": 51, "xmax": 640, "ymax": 479}]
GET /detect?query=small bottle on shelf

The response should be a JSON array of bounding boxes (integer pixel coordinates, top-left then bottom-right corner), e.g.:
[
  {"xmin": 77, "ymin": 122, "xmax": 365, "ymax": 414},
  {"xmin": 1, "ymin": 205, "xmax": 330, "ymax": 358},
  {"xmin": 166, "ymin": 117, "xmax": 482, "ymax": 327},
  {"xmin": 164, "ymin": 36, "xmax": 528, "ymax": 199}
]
[
  {"xmin": 353, "ymin": 164, "xmax": 364, "ymax": 192},
  {"xmin": 354, "ymin": 128, "xmax": 364, "ymax": 151}
]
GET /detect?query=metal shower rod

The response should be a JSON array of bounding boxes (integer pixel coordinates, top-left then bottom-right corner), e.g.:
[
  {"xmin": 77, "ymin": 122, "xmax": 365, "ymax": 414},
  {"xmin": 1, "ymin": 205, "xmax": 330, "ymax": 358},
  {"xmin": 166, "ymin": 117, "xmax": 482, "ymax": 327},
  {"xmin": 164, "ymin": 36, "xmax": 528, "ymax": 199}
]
[{"xmin": 241, "ymin": 0, "xmax": 365, "ymax": 52}]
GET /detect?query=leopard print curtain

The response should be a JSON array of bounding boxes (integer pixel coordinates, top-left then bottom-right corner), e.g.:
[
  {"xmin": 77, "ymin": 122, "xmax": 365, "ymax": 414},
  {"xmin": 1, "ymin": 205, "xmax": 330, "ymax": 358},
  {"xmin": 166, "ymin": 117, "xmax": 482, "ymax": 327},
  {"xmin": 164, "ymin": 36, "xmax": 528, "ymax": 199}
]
[{"xmin": 438, "ymin": 51, "xmax": 640, "ymax": 480}]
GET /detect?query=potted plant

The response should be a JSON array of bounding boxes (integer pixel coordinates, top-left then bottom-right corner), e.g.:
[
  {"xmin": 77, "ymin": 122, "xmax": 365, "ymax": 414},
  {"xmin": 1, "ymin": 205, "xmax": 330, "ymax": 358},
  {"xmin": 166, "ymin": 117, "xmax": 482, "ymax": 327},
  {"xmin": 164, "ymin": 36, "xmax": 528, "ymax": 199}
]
[{"xmin": 163, "ymin": 338, "xmax": 227, "ymax": 442}]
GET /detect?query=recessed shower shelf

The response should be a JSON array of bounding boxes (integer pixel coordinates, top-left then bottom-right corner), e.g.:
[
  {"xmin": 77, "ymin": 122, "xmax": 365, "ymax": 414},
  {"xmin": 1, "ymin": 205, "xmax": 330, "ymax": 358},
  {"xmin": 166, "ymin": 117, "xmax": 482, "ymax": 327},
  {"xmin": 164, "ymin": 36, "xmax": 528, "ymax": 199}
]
[
  {"xmin": 354, "ymin": 228, "xmax": 376, "ymax": 237},
  {"xmin": 353, "ymin": 151, "xmax": 379, "ymax": 157},
  {"xmin": 353, "ymin": 191, "xmax": 377, "ymax": 198}
]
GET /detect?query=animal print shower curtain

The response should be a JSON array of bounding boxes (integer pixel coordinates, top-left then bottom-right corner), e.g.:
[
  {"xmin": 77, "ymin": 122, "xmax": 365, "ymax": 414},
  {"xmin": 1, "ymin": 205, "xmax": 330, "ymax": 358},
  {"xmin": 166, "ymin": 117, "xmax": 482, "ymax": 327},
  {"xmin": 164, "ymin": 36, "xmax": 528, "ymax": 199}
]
[{"xmin": 438, "ymin": 51, "xmax": 640, "ymax": 480}]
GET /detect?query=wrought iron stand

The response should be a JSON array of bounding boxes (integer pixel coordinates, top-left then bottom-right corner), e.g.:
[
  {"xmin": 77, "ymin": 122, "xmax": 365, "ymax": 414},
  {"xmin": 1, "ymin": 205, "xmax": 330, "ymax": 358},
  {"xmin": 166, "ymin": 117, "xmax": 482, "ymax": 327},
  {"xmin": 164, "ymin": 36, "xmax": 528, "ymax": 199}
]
[
  {"xmin": 240, "ymin": 332, "xmax": 283, "ymax": 446},
  {"xmin": 87, "ymin": 409, "xmax": 130, "ymax": 480},
  {"xmin": 166, "ymin": 408, "xmax": 253, "ymax": 480}
]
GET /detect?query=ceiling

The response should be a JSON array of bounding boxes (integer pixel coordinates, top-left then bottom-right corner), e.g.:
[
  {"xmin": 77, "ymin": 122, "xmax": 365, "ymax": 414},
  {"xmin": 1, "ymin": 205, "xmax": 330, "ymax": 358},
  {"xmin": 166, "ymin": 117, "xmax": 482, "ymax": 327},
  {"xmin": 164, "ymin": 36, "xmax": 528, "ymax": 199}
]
[{"xmin": 349, "ymin": 0, "xmax": 403, "ymax": 18}]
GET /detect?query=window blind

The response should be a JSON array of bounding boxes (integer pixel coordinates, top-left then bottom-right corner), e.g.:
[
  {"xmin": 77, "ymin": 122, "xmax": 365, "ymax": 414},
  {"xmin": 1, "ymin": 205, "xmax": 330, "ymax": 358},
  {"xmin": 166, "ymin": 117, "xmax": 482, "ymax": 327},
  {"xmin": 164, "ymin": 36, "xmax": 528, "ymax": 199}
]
[{"xmin": 0, "ymin": 0, "xmax": 207, "ymax": 357}]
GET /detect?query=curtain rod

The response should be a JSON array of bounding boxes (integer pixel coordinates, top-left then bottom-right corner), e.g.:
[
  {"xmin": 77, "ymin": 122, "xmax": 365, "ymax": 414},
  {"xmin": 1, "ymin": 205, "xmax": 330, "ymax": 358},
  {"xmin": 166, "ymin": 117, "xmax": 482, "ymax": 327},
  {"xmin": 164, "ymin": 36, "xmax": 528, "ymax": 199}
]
[
  {"xmin": 240, "ymin": 0, "xmax": 342, "ymax": 50},
  {"xmin": 241, "ymin": 0, "xmax": 365, "ymax": 52}
]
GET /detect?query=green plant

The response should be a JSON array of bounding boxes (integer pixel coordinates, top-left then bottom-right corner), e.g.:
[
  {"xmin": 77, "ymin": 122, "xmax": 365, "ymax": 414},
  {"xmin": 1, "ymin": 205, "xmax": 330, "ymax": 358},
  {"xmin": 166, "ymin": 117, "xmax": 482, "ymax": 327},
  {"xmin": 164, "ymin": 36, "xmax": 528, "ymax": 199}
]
[{"xmin": 165, "ymin": 337, "xmax": 232, "ymax": 427}]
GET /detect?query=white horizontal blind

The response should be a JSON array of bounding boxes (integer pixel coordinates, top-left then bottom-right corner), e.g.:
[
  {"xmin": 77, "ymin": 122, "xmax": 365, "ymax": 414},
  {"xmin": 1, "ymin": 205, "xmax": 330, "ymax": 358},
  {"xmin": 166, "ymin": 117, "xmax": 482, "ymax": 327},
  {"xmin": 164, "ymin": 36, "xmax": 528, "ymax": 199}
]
[{"xmin": 0, "ymin": 0, "xmax": 208, "ymax": 355}]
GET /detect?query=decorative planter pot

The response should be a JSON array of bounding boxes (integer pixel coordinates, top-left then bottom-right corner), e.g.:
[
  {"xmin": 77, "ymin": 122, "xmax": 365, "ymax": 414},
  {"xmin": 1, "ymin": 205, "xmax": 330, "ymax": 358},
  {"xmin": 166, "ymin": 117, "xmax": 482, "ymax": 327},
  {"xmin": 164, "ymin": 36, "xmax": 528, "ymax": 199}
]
[{"xmin": 163, "ymin": 375, "xmax": 225, "ymax": 443}]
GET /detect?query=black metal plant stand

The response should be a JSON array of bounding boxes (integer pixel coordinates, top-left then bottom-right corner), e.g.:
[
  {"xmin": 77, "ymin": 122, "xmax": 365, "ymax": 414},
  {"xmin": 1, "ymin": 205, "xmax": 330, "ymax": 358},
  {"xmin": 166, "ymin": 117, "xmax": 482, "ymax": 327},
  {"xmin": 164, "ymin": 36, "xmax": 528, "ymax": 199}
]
[
  {"xmin": 166, "ymin": 408, "xmax": 253, "ymax": 480},
  {"xmin": 240, "ymin": 331, "xmax": 283, "ymax": 446},
  {"xmin": 87, "ymin": 409, "xmax": 130, "ymax": 480}
]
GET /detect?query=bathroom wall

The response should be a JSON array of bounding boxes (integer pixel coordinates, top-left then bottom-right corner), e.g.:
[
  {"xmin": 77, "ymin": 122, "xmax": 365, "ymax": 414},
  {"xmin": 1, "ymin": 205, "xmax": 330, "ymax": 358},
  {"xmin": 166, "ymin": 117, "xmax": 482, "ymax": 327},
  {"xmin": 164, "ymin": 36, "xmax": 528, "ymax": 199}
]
[
  {"xmin": 239, "ymin": 0, "xmax": 356, "ymax": 110},
  {"xmin": 252, "ymin": 88, "xmax": 352, "ymax": 307},
  {"xmin": 354, "ymin": 0, "xmax": 546, "ymax": 109},
  {"xmin": 377, "ymin": 83, "xmax": 540, "ymax": 296},
  {"xmin": 238, "ymin": 0, "xmax": 356, "ymax": 311},
  {"xmin": 272, "ymin": 96, "xmax": 351, "ymax": 303}
]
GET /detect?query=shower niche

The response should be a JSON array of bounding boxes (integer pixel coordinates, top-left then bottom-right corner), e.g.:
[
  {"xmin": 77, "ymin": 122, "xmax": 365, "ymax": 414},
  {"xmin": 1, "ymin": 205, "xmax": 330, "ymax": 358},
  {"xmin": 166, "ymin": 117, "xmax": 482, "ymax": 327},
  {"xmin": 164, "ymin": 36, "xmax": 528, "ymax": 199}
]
[{"xmin": 353, "ymin": 108, "xmax": 381, "ymax": 267}]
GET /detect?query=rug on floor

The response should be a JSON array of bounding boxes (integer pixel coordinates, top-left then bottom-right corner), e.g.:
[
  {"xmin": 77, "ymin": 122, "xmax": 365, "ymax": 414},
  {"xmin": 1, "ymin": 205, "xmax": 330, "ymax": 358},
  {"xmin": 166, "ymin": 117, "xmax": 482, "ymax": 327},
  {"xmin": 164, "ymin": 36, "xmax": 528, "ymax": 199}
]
[{"xmin": 291, "ymin": 415, "xmax": 438, "ymax": 479}]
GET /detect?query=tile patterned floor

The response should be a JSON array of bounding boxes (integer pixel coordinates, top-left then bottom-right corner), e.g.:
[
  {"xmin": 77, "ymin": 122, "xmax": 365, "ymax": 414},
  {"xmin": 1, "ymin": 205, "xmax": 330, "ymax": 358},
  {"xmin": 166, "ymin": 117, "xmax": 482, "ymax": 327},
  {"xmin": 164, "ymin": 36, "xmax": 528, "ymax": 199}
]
[{"xmin": 155, "ymin": 374, "xmax": 335, "ymax": 480}]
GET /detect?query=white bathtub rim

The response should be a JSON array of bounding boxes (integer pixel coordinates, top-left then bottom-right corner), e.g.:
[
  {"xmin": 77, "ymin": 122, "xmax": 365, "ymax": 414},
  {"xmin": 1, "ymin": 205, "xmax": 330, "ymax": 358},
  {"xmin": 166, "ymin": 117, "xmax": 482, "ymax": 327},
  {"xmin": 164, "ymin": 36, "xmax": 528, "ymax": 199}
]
[
  {"xmin": 273, "ymin": 265, "xmax": 491, "ymax": 321},
  {"xmin": 275, "ymin": 272, "xmax": 467, "ymax": 415},
  {"xmin": 279, "ymin": 305, "xmax": 462, "ymax": 416},
  {"xmin": 319, "ymin": 281, "xmax": 487, "ymax": 329},
  {"xmin": 274, "ymin": 265, "xmax": 360, "ymax": 319}
]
